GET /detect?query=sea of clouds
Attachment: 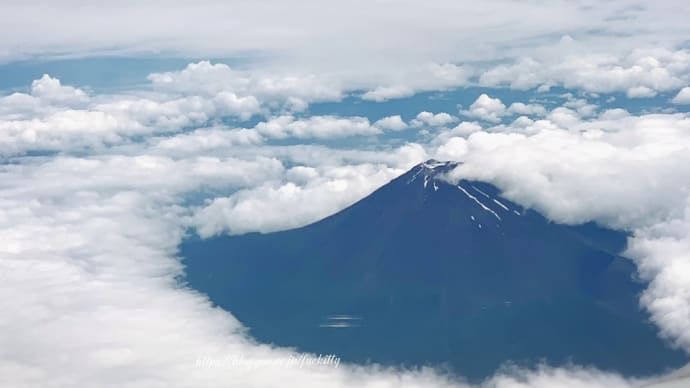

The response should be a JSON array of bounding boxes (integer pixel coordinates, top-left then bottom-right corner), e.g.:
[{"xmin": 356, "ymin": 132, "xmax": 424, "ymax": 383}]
[{"xmin": 3, "ymin": 1, "xmax": 690, "ymax": 387}]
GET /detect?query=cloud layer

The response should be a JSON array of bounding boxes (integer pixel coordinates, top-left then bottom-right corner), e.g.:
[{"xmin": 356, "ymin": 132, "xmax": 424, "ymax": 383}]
[
  {"xmin": 3, "ymin": 9, "xmax": 690, "ymax": 382},
  {"xmin": 5, "ymin": 2, "xmax": 690, "ymax": 105},
  {"xmin": 442, "ymin": 109, "xmax": 690, "ymax": 354}
]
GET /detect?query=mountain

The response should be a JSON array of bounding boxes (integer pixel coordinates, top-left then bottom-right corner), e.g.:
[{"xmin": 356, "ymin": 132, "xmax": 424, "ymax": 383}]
[{"xmin": 180, "ymin": 160, "xmax": 687, "ymax": 380}]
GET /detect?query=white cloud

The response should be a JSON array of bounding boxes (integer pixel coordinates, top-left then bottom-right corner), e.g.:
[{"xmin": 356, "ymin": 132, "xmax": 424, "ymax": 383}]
[
  {"xmin": 3, "ymin": 70, "xmax": 421, "ymax": 156},
  {"xmin": 4, "ymin": 2, "xmax": 690, "ymax": 76},
  {"xmin": 546, "ymin": 107, "xmax": 581, "ymax": 127},
  {"xmin": 193, "ymin": 164, "xmax": 404, "ymax": 237},
  {"xmin": 30, "ymin": 74, "xmax": 89, "ymax": 105},
  {"xmin": 431, "ymin": 122, "xmax": 483, "ymax": 146},
  {"xmin": 562, "ymin": 96, "xmax": 598, "ymax": 118},
  {"xmin": 151, "ymin": 127, "xmax": 263, "ymax": 155},
  {"xmin": 189, "ymin": 141, "xmax": 428, "ymax": 236},
  {"xmin": 362, "ymin": 86, "xmax": 414, "ymax": 102},
  {"xmin": 486, "ymin": 365, "xmax": 640, "ymax": 388},
  {"xmin": 147, "ymin": 61, "xmax": 244, "ymax": 95},
  {"xmin": 374, "ymin": 115, "xmax": 408, "ymax": 131},
  {"xmin": 95, "ymin": 95, "xmax": 221, "ymax": 131},
  {"xmin": 461, "ymin": 94, "xmax": 506, "ymax": 123},
  {"xmin": 5, "ymin": 75, "xmax": 690, "ymax": 387},
  {"xmin": 0, "ymin": 75, "xmax": 90, "ymax": 121},
  {"xmin": 8, "ymin": 114, "xmax": 690, "ymax": 387},
  {"xmin": 444, "ymin": 111, "xmax": 690, "ymax": 354},
  {"xmin": 507, "ymin": 102, "xmax": 547, "ymax": 117},
  {"xmin": 479, "ymin": 58, "xmax": 544, "ymax": 91},
  {"xmin": 412, "ymin": 111, "xmax": 457, "ymax": 127},
  {"xmin": 3, "ymin": 3, "xmax": 690, "ymax": 109},
  {"xmin": 0, "ymin": 110, "xmax": 130, "ymax": 155},
  {"xmin": 627, "ymin": 86, "xmax": 658, "ymax": 98},
  {"xmin": 4, "ymin": 34, "xmax": 690, "ymax": 386},
  {"xmin": 672, "ymin": 87, "xmax": 690, "ymax": 104},
  {"xmin": 149, "ymin": 61, "xmax": 344, "ymax": 110},
  {"xmin": 479, "ymin": 48, "xmax": 690, "ymax": 97},
  {"xmin": 598, "ymin": 108, "xmax": 630, "ymax": 121},
  {"xmin": 0, "ymin": 74, "xmax": 267, "ymax": 156},
  {"xmin": 434, "ymin": 137, "xmax": 468, "ymax": 161},
  {"xmin": 254, "ymin": 115, "xmax": 380, "ymax": 139},
  {"xmin": 213, "ymin": 92, "xmax": 261, "ymax": 120},
  {"xmin": 511, "ymin": 116, "xmax": 535, "ymax": 128},
  {"xmin": 361, "ymin": 63, "xmax": 469, "ymax": 102},
  {"xmin": 0, "ymin": 152, "xmax": 471, "ymax": 388}
]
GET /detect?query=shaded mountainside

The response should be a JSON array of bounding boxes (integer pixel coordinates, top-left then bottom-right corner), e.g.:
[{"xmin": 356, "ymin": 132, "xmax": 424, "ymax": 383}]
[{"xmin": 180, "ymin": 160, "xmax": 687, "ymax": 380}]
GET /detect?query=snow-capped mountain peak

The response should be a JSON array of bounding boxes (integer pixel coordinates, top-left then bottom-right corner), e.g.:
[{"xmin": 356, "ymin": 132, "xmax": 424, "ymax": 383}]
[
  {"xmin": 406, "ymin": 159, "xmax": 458, "ymax": 188},
  {"xmin": 405, "ymin": 159, "xmax": 521, "ymax": 226}
]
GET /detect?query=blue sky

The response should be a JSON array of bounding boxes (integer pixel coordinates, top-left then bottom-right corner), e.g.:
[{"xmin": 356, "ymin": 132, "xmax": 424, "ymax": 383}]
[{"xmin": 3, "ymin": 1, "xmax": 690, "ymax": 387}]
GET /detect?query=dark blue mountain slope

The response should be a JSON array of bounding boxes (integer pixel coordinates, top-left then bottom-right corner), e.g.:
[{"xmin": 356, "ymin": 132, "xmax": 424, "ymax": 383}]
[{"xmin": 180, "ymin": 160, "xmax": 687, "ymax": 380}]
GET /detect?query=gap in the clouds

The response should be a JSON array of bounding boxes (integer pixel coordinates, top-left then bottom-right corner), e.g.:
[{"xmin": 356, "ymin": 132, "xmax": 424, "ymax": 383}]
[{"xmin": 180, "ymin": 163, "xmax": 688, "ymax": 382}]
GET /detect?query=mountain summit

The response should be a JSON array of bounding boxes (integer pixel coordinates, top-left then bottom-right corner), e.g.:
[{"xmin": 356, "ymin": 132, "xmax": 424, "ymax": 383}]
[{"xmin": 181, "ymin": 160, "xmax": 687, "ymax": 379}]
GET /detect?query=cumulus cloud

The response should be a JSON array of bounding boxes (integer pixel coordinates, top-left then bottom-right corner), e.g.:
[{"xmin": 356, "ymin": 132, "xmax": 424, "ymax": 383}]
[
  {"xmin": 598, "ymin": 108, "xmax": 631, "ymax": 120},
  {"xmin": 459, "ymin": 98, "xmax": 547, "ymax": 124},
  {"xmin": 627, "ymin": 86, "xmax": 658, "ymax": 99},
  {"xmin": 1, "ymin": 72, "xmax": 398, "ymax": 157},
  {"xmin": 0, "ymin": 152, "xmax": 470, "ymax": 388},
  {"xmin": 430, "ymin": 122, "xmax": 483, "ymax": 147},
  {"xmin": 671, "ymin": 87, "xmax": 690, "ymax": 104},
  {"xmin": 151, "ymin": 127, "xmax": 264, "ymax": 155},
  {"xmin": 30, "ymin": 74, "xmax": 89, "ymax": 105},
  {"xmin": 3, "ymin": 2, "xmax": 690, "ymax": 119},
  {"xmin": 5, "ymin": 5, "xmax": 690, "ymax": 383},
  {"xmin": 374, "ymin": 115, "xmax": 408, "ymax": 131},
  {"xmin": 0, "ymin": 101, "xmax": 662, "ymax": 388},
  {"xmin": 461, "ymin": 94, "xmax": 507, "ymax": 123},
  {"xmin": 148, "ymin": 61, "xmax": 344, "ymax": 111},
  {"xmin": 485, "ymin": 365, "xmax": 641, "ymax": 388},
  {"xmin": 253, "ymin": 115, "xmax": 380, "ymax": 139},
  {"xmin": 412, "ymin": 111, "xmax": 457, "ymax": 127},
  {"xmin": 546, "ymin": 107, "xmax": 581, "ymax": 127},
  {"xmin": 434, "ymin": 137, "xmax": 468, "ymax": 161},
  {"xmin": 362, "ymin": 86, "xmax": 415, "ymax": 102},
  {"xmin": 506, "ymin": 102, "xmax": 548, "ymax": 117},
  {"xmin": 479, "ymin": 58, "xmax": 544, "ymax": 91},
  {"xmin": 147, "ymin": 60, "xmax": 244, "ymax": 95},
  {"xmin": 0, "ymin": 110, "xmax": 131, "ymax": 155},
  {"xmin": 4, "ymin": 2, "xmax": 690, "ymax": 89},
  {"xmin": 192, "ymin": 164, "xmax": 405, "ymax": 237},
  {"xmin": 0, "ymin": 74, "xmax": 265, "ymax": 156},
  {"xmin": 361, "ymin": 63, "xmax": 470, "ymax": 102},
  {"xmin": 189, "ymin": 141, "xmax": 429, "ymax": 236},
  {"xmin": 0, "ymin": 70, "xmax": 450, "ymax": 158},
  {"xmin": 479, "ymin": 48, "xmax": 690, "ymax": 97},
  {"xmin": 443, "ymin": 110, "xmax": 690, "ymax": 354},
  {"xmin": 213, "ymin": 92, "xmax": 261, "ymax": 119},
  {"xmin": 4, "ymin": 68, "xmax": 690, "ymax": 388},
  {"xmin": 562, "ymin": 96, "xmax": 598, "ymax": 118},
  {"xmin": 0, "ymin": 75, "xmax": 89, "ymax": 121}
]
